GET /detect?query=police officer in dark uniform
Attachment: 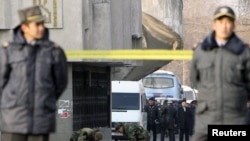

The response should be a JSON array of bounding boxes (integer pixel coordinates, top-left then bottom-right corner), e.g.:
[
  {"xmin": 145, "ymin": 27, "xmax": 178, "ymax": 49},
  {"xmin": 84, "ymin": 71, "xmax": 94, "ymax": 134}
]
[
  {"xmin": 189, "ymin": 100, "xmax": 197, "ymax": 136},
  {"xmin": 166, "ymin": 100, "xmax": 178, "ymax": 141},
  {"xmin": 178, "ymin": 100, "xmax": 192, "ymax": 141},
  {"xmin": 144, "ymin": 97, "xmax": 159, "ymax": 141},
  {"xmin": 159, "ymin": 100, "xmax": 168, "ymax": 141}
]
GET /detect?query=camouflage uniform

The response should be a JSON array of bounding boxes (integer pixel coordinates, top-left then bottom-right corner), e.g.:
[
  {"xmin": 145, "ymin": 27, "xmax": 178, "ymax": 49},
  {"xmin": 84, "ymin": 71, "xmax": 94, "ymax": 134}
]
[
  {"xmin": 123, "ymin": 123, "xmax": 150, "ymax": 141},
  {"xmin": 70, "ymin": 128, "xmax": 102, "ymax": 141}
]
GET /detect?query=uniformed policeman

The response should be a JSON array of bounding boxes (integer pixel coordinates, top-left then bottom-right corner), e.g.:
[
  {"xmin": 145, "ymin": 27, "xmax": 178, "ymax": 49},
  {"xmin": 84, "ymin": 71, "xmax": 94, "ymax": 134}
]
[
  {"xmin": 190, "ymin": 5, "xmax": 250, "ymax": 141},
  {"xmin": 144, "ymin": 97, "xmax": 159, "ymax": 141},
  {"xmin": 159, "ymin": 100, "xmax": 168, "ymax": 141},
  {"xmin": 0, "ymin": 5, "xmax": 67, "ymax": 141}
]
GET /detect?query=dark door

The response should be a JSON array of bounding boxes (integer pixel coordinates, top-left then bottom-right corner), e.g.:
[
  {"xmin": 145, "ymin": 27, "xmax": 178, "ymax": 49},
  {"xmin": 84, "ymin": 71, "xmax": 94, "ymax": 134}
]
[{"xmin": 72, "ymin": 63, "xmax": 111, "ymax": 131}]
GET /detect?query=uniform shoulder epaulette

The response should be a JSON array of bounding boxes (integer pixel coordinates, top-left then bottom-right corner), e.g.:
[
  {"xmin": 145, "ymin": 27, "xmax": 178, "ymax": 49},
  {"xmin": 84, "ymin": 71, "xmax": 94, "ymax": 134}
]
[{"xmin": 2, "ymin": 42, "xmax": 9, "ymax": 48}]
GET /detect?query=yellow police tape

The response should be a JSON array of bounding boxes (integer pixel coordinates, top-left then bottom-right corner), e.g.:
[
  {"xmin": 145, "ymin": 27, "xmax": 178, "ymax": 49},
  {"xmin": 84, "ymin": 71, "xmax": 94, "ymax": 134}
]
[{"xmin": 65, "ymin": 49, "xmax": 193, "ymax": 60}]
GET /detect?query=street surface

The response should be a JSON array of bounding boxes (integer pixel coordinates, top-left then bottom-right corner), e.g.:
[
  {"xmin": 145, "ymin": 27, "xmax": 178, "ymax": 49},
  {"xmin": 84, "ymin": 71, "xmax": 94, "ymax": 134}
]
[{"xmin": 110, "ymin": 132, "xmax": 190, "ymax": 141}]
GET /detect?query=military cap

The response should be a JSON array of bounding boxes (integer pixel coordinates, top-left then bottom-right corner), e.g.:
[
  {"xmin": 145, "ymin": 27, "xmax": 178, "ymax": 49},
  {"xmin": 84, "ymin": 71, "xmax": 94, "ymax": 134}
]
[
  {"xmin": 191, "ymin": 100, "xmax": 197, "ymax": 104},
  {"xmin": 181, "ymin": 99, "xmax": 187, "ymax": 103},
  {"xmin": 149, "ymin": 97, "xmax": 155, "ymax": 101},
  {"xmin": 18, "ymin": 5, "xmax": 47, "ymax": 24},
  {"xmin": 214, "ymin": 6, "xmax": 235, "ymax": 20}
]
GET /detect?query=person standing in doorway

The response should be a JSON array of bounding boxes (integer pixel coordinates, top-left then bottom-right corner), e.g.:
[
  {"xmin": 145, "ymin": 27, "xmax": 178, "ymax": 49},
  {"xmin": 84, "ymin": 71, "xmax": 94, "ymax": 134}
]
[
  {"xmin": 0, "ymin": 5, "xmax": 68, "ymax": 141},
  {"xmin": 144, "ymin": 97, "xmax": 159, "ymax": 141},
  {"xmin": 190, "ymin": 5, "xmax": 250, "ymax": 141}
]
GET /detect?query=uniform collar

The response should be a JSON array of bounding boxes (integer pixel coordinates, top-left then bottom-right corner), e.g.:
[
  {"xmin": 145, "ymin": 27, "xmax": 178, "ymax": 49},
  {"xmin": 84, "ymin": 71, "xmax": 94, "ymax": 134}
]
[
  {"xmin": 13, "ymin": 25, "xmax": 50, "ymax": 46},
  {"xmin": 200, "ymin": 31, "xmax": 245, "ymax": 54}
]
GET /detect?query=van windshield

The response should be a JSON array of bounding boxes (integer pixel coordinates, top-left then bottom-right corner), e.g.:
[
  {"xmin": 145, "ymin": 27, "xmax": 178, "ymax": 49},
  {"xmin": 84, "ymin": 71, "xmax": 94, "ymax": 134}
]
[
  {"xmin": 142, "ymin": 77, "xmax": 174, "ymax": 88},
  {"xmin": 112, "ymin": 93, "xmax": 140, "ymax": 110}
]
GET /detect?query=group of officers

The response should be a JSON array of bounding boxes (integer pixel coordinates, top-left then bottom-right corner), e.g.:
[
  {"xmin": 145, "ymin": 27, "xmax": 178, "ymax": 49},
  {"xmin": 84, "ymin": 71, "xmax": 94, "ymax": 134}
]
[
  {"xmin": 145, "ymin": 97, "xmax": 197, "ymax": 141},
  {"xmin": 69, "ymin": 96, "xmax": 197, "ymax": 141},
  {"xmin": 112, "ymin": 97, "xmax": 197, "ymax": 141}
]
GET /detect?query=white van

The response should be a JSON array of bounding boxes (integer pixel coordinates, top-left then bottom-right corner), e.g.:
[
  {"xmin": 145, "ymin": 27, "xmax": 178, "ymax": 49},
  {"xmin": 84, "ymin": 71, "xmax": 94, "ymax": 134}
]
[
  {"xmin": 111, "ymin": 81, "xmax": 147, "ymax": 130},
  {"xmin": 181, "ymin": 85, "xmax": 198, "ymax": 104}
]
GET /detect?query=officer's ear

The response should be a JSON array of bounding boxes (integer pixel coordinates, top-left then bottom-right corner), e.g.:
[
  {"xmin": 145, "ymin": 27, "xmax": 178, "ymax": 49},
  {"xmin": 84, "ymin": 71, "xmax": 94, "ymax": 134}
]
[{"xmin": 21, "ymin": 23, "xmax": 30, "ymax": 33}]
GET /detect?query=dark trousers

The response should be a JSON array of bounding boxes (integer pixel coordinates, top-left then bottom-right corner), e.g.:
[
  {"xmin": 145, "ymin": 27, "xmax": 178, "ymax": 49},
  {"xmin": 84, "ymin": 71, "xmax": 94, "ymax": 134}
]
[
  {"xmin": 147, "ymin": 124, "xmax": 157, "ymax": 141},
  {"xmin": 179, "ymin": 128, "xmax": 189, "ymax": 141},
  {"xmin": 168, "ymin": 129, "xmax": 175, "ymax": 141},
  {"xmin": 1, "ymin": 132, "xmax": 49, "ymax": 141},
  {"xmin": 174, "ymin": 124, "xmax": 179, "ymax": 134},
  {"xmin": 160, "ymin": 126, "xmax": 167, "ymax": 141}
]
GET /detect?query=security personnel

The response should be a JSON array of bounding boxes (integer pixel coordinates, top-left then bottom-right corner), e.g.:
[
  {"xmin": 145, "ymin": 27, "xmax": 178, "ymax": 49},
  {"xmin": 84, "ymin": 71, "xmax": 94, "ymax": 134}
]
[
  {"xmin": 0, "ymin": 5, "xmax": 67, "ymax": 141},
  {"xmin": 166, "ymin": 100, "xmax": 178, "ymax": 141},
  {"xmin": 70, "ymin": 128, "xmax": 103, "ymax": 141},
  {"xmin": 144, "ymin": 97, "xmax": 159, "ymax": 141},
  {"xmin": 178, "ymin": 100, "xmax": 192, "ymax": 141},
  {"xmin": 159, "ymin": 100, "xmax": 168, "ymax": 141},
  {"xmin": 190, "ymin": 5, "xmax": 250, "ymax": 141},
  {"xmin": 115, "ymin": 123, "xmax": 150, "ymax": 141},
  {"xmin": 189, "ymin": 100, "xmax": 197, "ymax": 136}
]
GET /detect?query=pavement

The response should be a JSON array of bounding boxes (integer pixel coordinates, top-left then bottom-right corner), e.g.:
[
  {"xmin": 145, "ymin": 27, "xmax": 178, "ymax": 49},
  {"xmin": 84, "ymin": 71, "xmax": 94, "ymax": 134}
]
[
  {"xmin": 153, "ymin": 133, "xmax": 194, "ymax": 141},
  {"xmin": 155, "ymin": 133, "xmax": 180, "ymax": 141},
  {"xmin": 98, "ymin": 127, "xmax": 112, "ymax": 141},
  {"xmin": 0, "ymin": 129, "xmax": 194, "ymax": 141},
  {"xmin": 110, "ymin": 132, "xmax": 183, "ymax": 141}
]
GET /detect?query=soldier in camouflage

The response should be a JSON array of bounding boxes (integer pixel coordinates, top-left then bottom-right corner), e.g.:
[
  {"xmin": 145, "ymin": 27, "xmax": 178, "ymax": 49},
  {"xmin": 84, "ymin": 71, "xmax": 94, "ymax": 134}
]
[
  {"xmin": 70, "ymin": 128, "xmax": 103, "ymax": 141},
  {"xmin": 115, "ymin": 123, "xmax": 150, "ymax": 141}
]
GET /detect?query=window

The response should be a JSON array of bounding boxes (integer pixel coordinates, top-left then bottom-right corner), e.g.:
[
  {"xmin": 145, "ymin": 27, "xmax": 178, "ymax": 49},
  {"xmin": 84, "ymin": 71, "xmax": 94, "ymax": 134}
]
[
  {"xmin": 112, "ymin": 93, "xmax": 140, "ymax": 110},
  {"xmin": 142, "ymin": 77, "xmax": 174, "ymax": 88},
  {"xmin": 184, "ymin": 91, "xmax": 195, "ymax": 100}
]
